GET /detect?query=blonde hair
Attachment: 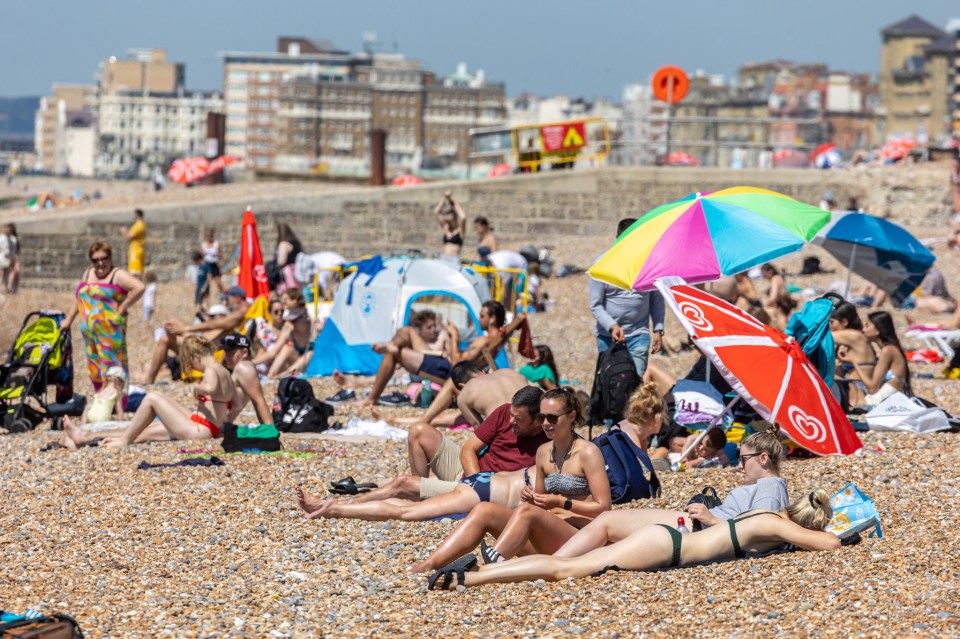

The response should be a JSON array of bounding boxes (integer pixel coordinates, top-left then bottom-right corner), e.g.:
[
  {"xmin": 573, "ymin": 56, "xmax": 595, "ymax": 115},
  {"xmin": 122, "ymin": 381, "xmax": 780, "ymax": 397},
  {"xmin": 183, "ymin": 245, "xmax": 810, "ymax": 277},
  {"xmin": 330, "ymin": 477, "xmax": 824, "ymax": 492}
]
[
  {"xmin": 740, "ymin": 423, "xmax": 784, "ymax": 474},
  {"xmin": 179, "ymin": 334, "xmax": 214, "ymax": 378},
  {"xmin": 624, "ymin": 382, "xmax": 664, "ymax": 430},
  {"xmin": 786, "ymin": 489, "xmax": 833, "ymax": 530}
]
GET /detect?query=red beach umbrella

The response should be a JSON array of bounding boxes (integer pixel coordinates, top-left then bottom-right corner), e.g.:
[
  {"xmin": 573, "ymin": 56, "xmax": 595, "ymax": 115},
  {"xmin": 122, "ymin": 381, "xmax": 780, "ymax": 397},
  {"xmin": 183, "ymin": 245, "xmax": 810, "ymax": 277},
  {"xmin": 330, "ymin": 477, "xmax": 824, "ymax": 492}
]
[
  {"xmin": 392, "ymin": 174, "xmax": 424, "ymax": 186},
  {"xmin": 207, "ymin": 155, "xmax": 242, "ymax": 174},
  {"xmin": 663, "ymin": 151, "xmax": 700, "ymax": 166},
  {"xmin": 168, "ymin": 157, "xmax": 210, "ymax": 184},
  {"xmin": 880, "ymin": 138, "xmax": 915, "ymax": 160},
  {"xmin": 655, "ymin": 277, "xmax": 862, "ymax": 456},
  {"xmin": 772, "ymin": 149, "xmax": 807, "ymax": 168},
  {"xmin": 488, "ymin": 163, "xmax": 513, "ymax": 177},
  {"xmin": 238, "ymin": 207, "xmax": 270, "ymax": 299}
]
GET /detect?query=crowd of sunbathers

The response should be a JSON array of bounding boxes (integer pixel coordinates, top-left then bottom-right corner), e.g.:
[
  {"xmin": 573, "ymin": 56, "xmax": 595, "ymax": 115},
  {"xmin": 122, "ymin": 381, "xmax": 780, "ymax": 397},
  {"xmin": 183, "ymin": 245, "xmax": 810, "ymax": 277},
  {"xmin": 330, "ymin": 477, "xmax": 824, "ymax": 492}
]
[{"xmin": 49, "ymin": 204, "xmax": 894, "ymax": 591}]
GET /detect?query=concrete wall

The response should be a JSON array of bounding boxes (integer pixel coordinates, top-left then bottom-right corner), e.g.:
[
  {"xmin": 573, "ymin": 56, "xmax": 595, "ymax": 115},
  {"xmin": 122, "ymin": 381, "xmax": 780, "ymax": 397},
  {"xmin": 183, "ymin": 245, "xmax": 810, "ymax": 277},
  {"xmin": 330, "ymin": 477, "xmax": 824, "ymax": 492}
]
[{"xmin": 16, "ymin": 166, "xmax": 952, "ymax": 289}]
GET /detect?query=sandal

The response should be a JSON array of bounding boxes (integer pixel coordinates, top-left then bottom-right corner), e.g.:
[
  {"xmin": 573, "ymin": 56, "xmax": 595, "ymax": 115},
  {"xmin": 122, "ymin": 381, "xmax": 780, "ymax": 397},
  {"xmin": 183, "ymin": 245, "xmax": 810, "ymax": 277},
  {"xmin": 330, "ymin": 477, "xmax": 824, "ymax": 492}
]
[{"xmin": 427, "ymin": 554, "xmax": 476, "ymax": 591}]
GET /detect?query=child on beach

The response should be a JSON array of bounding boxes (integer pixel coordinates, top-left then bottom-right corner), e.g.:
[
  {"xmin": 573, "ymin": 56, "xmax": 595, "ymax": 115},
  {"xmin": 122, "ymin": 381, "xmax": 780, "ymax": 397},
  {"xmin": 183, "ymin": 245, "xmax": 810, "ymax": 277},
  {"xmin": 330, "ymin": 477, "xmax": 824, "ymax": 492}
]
[
  {"xmin": 80, "ymin": 366, "xmax": 126, "ymax": 425},
  {"xmin": 682, "ymin": 427, "xmax": 730, "ymax": 468},
  {"xmin": 142, "ymin": 272, "xmax": 158, "ymax": 322}
]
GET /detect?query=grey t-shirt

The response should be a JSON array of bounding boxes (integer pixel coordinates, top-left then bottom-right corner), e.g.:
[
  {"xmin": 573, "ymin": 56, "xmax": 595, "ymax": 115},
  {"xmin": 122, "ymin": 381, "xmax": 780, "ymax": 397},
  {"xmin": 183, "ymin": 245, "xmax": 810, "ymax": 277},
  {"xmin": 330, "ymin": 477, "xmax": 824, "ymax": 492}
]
[{"xmin": 709, "ymin": 477, "xmax": 789, "ymax": 520}]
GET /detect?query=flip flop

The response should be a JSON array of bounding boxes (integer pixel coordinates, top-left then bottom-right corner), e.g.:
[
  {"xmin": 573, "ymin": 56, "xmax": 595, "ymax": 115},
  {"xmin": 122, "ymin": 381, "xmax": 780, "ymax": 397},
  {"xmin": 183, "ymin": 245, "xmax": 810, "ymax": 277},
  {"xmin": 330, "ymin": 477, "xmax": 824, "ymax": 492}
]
[{"xmin": 328, "ymin": 479, "xmax": 378, "ymax": 495}]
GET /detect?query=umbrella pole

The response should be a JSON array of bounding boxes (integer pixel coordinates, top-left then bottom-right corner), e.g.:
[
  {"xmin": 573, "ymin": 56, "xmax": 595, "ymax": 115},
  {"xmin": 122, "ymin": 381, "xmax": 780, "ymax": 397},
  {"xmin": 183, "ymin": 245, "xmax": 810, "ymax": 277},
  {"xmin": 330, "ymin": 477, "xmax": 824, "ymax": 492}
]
[
  {"xmin": 671, "ymin": 394, "xmax": 740, "ymax": 472},
  {"xmin": 844, "ymin": 244, "xmax": 856, "ymax": 300}
]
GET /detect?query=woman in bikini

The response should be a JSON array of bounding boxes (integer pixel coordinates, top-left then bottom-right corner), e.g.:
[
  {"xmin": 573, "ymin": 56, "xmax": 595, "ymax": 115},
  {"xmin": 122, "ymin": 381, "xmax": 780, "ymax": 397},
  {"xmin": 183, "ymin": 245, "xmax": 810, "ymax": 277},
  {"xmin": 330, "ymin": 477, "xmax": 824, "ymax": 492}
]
[
  {"xmin": 61, "ymin": 335, "xmax": 234, "ymax": 448},
  {"xmin": 830, "ymin": 302, "xmax": 876, "ymax": 407},
  {"xmin": 838, "ymin": 310, "xmax": 911, "ymax": 407},
  {"xmin": 411, "ymin": 387, "xmax": 610, "ymax": 574},
  {"xmin": 474, "ymin": 216, "xmax": 498, "ymax": 257},
  {"xmin": 261, "ymin": 288, "xmax": 313, "ymax": 378},
  {"xmin": 427, "ymin": 489, "xmax": 839, "ymax": 590},
  {"xmin": 435, "ymin": 191, "xmax": 467, "ymax": 257}
]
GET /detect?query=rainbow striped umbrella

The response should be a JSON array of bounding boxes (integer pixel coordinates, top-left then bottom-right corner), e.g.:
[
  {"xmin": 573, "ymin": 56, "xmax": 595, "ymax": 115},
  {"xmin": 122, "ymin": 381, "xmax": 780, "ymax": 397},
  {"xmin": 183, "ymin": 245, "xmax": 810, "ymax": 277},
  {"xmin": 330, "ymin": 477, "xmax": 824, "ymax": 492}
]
[{"xmin": 588, "ymin": 186, "xmax": 830, "ymax": 292}]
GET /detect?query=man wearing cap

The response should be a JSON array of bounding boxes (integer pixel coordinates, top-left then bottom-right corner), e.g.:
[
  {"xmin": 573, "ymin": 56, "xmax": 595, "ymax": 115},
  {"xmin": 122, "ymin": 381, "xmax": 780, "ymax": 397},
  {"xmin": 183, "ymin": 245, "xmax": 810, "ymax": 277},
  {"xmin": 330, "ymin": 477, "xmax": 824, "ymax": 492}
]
[
  {"xmin": 139, "ymin": 286, "xmax": 251, "ymax": 384},
  {"xmin": 220, "ymin": 333, "xmax": 273, "ymax": 426}
]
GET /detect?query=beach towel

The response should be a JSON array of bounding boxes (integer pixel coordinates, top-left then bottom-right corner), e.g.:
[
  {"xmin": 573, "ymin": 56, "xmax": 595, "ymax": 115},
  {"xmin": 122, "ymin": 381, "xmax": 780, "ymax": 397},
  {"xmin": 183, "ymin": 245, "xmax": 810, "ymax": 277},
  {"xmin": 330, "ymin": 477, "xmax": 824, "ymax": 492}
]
[{"xmin": 322, "ymin": 418, "xmax": 408, "ymax": 440}]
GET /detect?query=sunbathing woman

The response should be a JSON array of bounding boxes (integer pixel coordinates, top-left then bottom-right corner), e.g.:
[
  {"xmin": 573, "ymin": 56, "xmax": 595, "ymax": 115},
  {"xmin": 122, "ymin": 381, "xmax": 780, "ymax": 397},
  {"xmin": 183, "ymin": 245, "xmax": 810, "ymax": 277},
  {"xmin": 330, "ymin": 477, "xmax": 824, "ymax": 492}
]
[
  {"xmin": 61, "ymin": 335, "xmax": 234, "ymax": 447},
  {"xmin": 410, "ymin": 387, "xmax": 610, "ymax": 574},
  {"xmin": 427, "ymin": 489, "xmax": 839, "ymax": 590},
  {"xmin": 830, "ymin": 302, "xmax": 876, "ymax": 406},
  {"xmin": 838, "ymin": 310, "xmax": 910, "ymax": 407},
  {"xmin": 552, "ymin": 427, "xmax": 788, "ymax": 557},
  {"xmin": 297, "ymin": 466, "xmax": 539, "ymax": 522}
]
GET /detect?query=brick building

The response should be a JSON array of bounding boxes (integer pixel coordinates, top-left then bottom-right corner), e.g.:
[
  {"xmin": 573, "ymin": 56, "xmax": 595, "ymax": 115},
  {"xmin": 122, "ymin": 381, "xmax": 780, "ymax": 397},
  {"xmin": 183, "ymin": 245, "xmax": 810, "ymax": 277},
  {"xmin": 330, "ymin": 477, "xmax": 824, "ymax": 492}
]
[{"xmin": 878, "ymin": 15, "xmax": 952, "ymax": 144}]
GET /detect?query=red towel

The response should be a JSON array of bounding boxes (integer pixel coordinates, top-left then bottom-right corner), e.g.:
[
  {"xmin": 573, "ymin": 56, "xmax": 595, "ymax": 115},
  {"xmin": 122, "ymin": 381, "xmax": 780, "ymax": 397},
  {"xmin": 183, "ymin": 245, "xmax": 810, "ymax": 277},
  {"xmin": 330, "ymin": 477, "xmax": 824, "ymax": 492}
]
[{"xmin": 517, "ymin": 317, "xmax": 535, "ymax": 359}]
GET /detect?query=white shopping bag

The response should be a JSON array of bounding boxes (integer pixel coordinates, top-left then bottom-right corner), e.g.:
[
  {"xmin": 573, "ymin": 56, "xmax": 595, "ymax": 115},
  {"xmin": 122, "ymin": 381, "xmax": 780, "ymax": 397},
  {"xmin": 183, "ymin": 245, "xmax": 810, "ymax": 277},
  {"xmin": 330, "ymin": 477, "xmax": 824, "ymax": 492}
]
[{"xmin": 865, "ymin": 392, "xmax": 950, "ymax": 433}]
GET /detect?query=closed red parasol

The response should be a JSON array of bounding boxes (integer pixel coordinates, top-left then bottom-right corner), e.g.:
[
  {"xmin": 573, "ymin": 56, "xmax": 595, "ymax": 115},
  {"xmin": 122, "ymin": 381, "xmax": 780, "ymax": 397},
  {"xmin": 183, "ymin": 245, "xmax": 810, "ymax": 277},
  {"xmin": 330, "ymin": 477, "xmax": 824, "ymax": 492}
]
[
  {"xmin": 655, "ymin": 277, "xmax": 862, "ymax": 456},
  {"xmin": 239, "ymin": 207, "xmax": 270, "ymax": 299}
]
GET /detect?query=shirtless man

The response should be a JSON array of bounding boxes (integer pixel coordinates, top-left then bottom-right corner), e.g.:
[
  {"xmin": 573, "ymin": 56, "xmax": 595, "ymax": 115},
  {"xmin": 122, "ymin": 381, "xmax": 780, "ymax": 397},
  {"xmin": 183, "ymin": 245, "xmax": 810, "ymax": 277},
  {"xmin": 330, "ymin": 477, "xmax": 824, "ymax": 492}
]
[
  {"xmin": 139, "ymin": 285, "xmax": 251, "ymax": 384},
  {"xmin": 219, "ymin": 333, "xmax": 274, "ymax": 426},
  {"xmin": 359, "ymin": 309, "xmax": 452, "ymax": 407}
]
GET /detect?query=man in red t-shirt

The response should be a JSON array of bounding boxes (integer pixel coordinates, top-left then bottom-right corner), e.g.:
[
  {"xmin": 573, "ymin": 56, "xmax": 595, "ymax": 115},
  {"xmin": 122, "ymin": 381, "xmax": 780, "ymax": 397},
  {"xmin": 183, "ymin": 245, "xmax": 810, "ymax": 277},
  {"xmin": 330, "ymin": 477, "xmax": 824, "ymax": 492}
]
[{"xmin": 345, "ymin": 387, "xmax": 548, "ymax": 503}]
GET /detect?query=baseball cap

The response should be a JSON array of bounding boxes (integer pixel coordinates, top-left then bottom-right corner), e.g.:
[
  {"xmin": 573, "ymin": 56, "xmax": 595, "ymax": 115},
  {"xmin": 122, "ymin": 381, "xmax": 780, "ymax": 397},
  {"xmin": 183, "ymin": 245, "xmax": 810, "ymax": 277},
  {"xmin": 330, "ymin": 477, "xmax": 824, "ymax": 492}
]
[
  {"xmin": 478, "ymin": 246, "xmax": 492, "ymax": 258},
  {"xmin": 207, "ymin": 303, "xmax": 230, "ymax": 317},
  {"xmin": 221, "ymin": 285, "xmax": 247, "ymax": 299},
  {"xmin": 221, "ymin": 333, "xmax": 251, "ymax": 351}
]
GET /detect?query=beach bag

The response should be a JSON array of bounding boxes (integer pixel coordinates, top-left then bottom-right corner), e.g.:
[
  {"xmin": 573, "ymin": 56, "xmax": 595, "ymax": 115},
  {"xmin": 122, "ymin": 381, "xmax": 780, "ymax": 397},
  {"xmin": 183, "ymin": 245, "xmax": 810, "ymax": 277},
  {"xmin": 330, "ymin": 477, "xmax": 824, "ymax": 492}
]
[
  {"xmin": 826, "ymin": 483, "xmax": 882, "ymax": 539},
  {"xmin": 588, "ymin": 343, "xmax": 641, "ymax": 425},
  {"xmin": 222, "ymin": 423, "xmax": 282, "ymax": 452},
  {"xmin": 671, "ymin": 380, "xmax": 726, "ymax": 426},
  {"xmin": 800, "ymin": 256, "xmax": 823, "ymax": 275},
  {"xmin": 271, "ymin": 377, "xmax": 334, "ymax": 434},
  {"xmin": 865, "ymin": 392, "xmax": 950, "ymax": 433},
  {"xmin": 0, "ymin": 612, "xmax": 83, "ymax": 638},
  {"xmin": 592, "ymin": 426, "xmax": 661, "ymax": 503}
]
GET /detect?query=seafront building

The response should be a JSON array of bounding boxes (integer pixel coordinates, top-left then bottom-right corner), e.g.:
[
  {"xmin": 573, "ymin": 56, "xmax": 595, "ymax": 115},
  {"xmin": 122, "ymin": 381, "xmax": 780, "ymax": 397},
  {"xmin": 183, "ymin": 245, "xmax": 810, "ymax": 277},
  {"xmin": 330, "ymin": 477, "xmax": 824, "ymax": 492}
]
[
  {"xmin": 225, "ymin": 37, "xmax": 505, "ymax": 176},
  {"xmin": 35, "ymin": 49, "xmax": 222, "ymax": 178}
]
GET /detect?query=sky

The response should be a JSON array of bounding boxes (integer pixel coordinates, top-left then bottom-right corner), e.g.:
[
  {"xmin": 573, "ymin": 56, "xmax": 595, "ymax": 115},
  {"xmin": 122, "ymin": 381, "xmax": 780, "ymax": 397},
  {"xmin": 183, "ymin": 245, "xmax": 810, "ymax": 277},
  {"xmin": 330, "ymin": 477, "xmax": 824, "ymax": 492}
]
[{"xmin": 3, "ymin": 1, "xmax": 958, "ymax": 100}]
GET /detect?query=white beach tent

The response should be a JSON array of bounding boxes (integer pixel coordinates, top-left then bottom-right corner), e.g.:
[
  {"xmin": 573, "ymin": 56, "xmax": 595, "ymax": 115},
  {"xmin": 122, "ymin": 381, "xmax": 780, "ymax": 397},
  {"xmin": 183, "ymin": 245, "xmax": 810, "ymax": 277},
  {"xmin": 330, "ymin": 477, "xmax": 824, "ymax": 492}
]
[{"xmin": 305, "ymin": 255, "xmax": 501, "ymax": 377}]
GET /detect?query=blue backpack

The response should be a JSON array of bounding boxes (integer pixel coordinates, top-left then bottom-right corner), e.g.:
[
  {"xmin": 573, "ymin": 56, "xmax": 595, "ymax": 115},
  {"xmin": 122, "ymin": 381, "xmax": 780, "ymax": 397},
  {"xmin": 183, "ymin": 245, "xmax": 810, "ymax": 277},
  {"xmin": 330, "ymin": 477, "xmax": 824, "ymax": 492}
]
[
  {"xmin": 592, "ymin": 427, "xmax": 661, "ymax": 504},
  {"xmin": 785, "ymin": 293, "xmax": 842, "ymax": 383}
]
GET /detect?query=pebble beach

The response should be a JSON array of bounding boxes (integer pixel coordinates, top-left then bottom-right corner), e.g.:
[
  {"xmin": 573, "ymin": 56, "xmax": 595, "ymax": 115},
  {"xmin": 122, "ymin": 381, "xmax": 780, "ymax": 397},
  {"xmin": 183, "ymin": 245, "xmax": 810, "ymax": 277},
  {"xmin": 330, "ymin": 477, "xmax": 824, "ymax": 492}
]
[{"xmin": 2, "ymin": 168, "xmax": 960, "ymax": 638}]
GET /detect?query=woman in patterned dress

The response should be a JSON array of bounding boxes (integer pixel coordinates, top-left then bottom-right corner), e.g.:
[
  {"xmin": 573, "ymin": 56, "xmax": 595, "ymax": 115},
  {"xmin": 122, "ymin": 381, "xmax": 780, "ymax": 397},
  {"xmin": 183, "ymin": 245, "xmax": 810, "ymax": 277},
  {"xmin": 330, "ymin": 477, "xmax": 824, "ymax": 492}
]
[{"xmin": 62, "ymin": 241, "xmax": 144, "ymax": 399}]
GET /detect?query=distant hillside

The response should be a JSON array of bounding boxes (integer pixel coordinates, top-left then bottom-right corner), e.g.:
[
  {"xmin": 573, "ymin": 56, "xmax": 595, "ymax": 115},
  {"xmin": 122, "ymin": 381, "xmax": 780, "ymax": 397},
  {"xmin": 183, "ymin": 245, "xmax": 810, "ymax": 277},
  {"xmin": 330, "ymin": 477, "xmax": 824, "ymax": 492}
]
[{"xmin": 0, "ymin": 97, "xmax": 40, "ymax": 134}]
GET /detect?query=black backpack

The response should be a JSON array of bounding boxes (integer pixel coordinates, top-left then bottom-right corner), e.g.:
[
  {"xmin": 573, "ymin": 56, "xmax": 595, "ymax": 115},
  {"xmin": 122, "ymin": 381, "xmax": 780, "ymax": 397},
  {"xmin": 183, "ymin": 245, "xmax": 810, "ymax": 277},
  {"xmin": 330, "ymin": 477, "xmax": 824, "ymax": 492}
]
[
  {"xmin": 271, "ymin": 377, "xmax": 334, "ymax": 433},
  {"xmin": 592, "ymin": 426, "xmax": 661, "ymax": 504},
  {"xmin": 588, "ymin": 343, "xmax": 641, "ymax": 426}
]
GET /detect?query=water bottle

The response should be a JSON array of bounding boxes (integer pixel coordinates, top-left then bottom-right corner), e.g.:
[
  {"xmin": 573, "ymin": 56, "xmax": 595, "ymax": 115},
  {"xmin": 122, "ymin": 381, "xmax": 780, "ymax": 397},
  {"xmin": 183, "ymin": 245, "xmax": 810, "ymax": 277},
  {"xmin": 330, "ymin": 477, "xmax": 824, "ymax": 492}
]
[
  {"xmin": 419, "ymin": 382, "xmax": 434, "ymax": 408},
  {"xmin": 699, "ymin": 456, "xmax": 722, "ymax": 469},
  {"xmin": 676, "ymin": 517, "xmax": 690, "ymax": 534}
]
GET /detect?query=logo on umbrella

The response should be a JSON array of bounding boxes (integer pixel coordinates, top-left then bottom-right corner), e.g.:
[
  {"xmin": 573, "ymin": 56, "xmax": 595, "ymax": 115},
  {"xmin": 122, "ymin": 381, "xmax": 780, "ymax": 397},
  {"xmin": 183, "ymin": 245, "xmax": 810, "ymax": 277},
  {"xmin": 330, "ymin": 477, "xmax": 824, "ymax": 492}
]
[
  {"xmin": 787, "ymin": 405, "xmax": 827, "ymax": 443},
  {"xmin": 253, "ymin": 264, "xmax": 268, "ymax": 284},
  {"xmin": 679, "ymin": 301, "xmax": 713, "ymax": 332}
]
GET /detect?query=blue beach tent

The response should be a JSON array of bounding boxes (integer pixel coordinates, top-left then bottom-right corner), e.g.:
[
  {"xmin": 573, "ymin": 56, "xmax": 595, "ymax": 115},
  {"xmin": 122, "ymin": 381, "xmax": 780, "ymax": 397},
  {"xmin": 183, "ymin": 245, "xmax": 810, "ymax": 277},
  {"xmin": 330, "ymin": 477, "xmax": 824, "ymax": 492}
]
[{"xmin": 306, "ymin": 256, "xmax": 504, "ymax": 377}]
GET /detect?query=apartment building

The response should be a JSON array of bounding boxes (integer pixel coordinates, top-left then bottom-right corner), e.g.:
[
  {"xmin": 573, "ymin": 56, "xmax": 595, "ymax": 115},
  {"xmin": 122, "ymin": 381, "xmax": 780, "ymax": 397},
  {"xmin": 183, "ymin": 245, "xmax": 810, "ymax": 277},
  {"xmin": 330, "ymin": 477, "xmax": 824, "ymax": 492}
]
[
  {"xmin": 96, "ymin": 89, "xmax": 222, "ymax": 176},
  {"xmin": 878, "ymin": 15, "xmax": 952, "ymax": 143},
  {"xmin": 220, "ymin": 38, "xmax": 356, "ymax": 170},
  {"xmin": 34, "ymin": 84, "xmax": 97, "ymax": 174},
  {"xmin": 274, "ymin": 51, "xmax": 506, "ymax": 175}
]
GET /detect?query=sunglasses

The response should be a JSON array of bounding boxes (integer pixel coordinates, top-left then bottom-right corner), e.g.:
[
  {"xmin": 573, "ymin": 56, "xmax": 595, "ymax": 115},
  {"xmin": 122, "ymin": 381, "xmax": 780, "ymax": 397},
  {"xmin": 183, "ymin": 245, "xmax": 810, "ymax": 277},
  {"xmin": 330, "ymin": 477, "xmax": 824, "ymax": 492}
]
[
  {"xmin": 91, "ymin": 257, "xmax": 110, "ymax": 264},
  {"xmin": 738, "ymin": 452, "xmax": 763, "ymax": 466},
  {"xmin": 538, "ymin": 409, "xmax": 572, "ymax": 424}
]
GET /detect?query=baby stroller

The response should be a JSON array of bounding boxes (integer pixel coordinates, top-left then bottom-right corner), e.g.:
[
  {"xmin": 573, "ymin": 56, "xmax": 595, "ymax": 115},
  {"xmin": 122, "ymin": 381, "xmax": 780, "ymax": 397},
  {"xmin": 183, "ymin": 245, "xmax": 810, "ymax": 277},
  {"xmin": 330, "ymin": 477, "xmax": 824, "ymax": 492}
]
[{"xmin": 0, "ymin": 311, "xmax": 78, "ymax": 433}]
